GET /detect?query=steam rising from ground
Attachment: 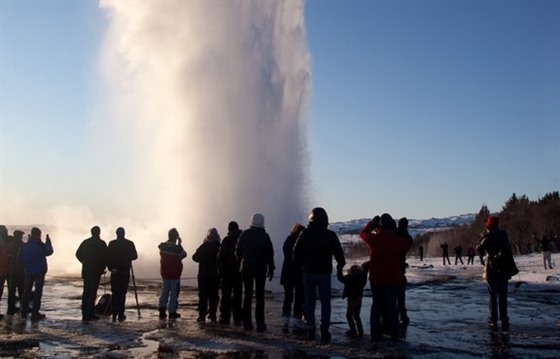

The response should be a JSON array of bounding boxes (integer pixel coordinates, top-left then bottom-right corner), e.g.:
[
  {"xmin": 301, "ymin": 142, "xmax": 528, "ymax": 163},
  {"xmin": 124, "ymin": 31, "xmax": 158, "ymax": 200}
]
[{"xmin": 89, "ymin": 1, "xmax": 311, "ymax": 277}]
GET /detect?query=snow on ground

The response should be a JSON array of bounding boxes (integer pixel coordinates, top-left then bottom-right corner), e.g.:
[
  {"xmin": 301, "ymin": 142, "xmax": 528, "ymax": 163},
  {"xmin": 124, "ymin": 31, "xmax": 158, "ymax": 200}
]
[{"xmin": 1, "ymin": 253, "xmax": 559, "ymax": 358}]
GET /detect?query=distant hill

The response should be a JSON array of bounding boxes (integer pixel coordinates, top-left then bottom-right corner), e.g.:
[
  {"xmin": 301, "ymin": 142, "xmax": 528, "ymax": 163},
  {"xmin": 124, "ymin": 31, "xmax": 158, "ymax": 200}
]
[{"xmin": 330, "ymin": 213, "xmax": 476, "ymax": 238}]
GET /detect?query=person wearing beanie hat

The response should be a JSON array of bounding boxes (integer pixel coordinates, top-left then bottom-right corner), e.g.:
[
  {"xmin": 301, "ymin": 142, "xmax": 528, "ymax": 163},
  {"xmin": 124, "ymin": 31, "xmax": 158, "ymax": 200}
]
[
  {"xmin": 250, "ymin": 213, "xmax": 265, "ymax": 229},
  {"xmin": 218, "ymin": 221, "xmax": 243, "ymax": 326},
  {"xmin": 236, "ymin": 213, "xmax": 275, "ymax": 332},
  {"xmin": 477, "ymin": 215, "xmax": 517, "ymax": 330}
]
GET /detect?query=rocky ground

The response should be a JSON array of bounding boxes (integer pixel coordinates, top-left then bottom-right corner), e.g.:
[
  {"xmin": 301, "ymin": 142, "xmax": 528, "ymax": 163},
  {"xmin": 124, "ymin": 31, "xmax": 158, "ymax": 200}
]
[{"xmin": 1, "ymin": 254, "xmax": 559, "ymax": 358}]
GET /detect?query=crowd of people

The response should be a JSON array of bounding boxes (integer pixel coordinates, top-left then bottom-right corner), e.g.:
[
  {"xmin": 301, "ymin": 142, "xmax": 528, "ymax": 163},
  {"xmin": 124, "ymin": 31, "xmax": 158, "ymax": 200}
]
[{"xmin": 0, "ymin": 211, "xmax": 529, "ymax": 341}]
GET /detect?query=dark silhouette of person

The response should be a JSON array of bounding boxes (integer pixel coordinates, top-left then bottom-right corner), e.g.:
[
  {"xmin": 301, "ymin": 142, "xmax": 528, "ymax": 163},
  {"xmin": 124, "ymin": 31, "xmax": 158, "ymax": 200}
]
[
  {"xmin": 158, "ymin": 228, "xmax": 187, "ymax": 319},
  {"xmin": 76, "ymin": 226, "xmax": 107, "ymax": 321},
  {"xmin": 6, "ymin": 230, "xmax": 25, "ymax": 315},
  {"xmin": 467, "ymin": 246, "xmax": 476, "ymax": 265},
  {"xmin": 477, "ymin": 216, "xmax": 514, "ymax": 330},
  {"xmin": 236, "ymin": 213, "xmax": 275, "ymax": 332},
  {"xmin": 18, "ymin": 227, "xmax": 53, "ymax": 320},
  {"xmin": 0, "ymin": 227, "xmax": 8, "ymax": 319},
  {"xmin": 533, "ymin": 234, "xmax": 554, "ymax": 269},
  {"xmin": 337, "ymin": 262, "xmax": 369, "ymax": 338},
  {"xmin": 397, "ymin": 217, "xmax": 413, "ymax": 326},
  {"xmin": 218, "ymin": 221, "xmax": 243, "ymax": 326},
  {"xmin": 193, "ymin": 228, "xmax": 221, "ymax": 322},
  {"xmin": 107, "ymin": 227, "xmax": 138, "ymax": 322},
  {"xmin": 454, "ymin": 245, "xmax": 464, "ymax": 265},
  {"xmin": 294, "ymin": 207, "xmax": 346, "ymax": 343},
  {"xmin": 280, "ymin": 223, "xmax": 306, "ymax": 334},
  {"xmin": 419, "ymin": 245, "xmax": 424, "ymax": 261},
  {"xmin": 360, "ymin": 213, "xmax": 411, "ymax": 341},
  {"xmin": 441, "ymin": 243, "xmax": 451, "ymax": 265}
]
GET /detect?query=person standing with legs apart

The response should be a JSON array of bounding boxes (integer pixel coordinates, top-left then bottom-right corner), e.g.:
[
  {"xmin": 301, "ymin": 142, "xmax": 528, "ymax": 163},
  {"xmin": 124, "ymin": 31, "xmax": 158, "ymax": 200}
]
[
  {"xmin": 218, "ymin": 221, "xmax": 243, "ymax": 326},
  {"xmin": 193, "ymin": 228, "xmax": 221, "ymax": 322},
  {"xmin": 294, "ymin": 207, "xmax": 346, "ymax": 343},
  {"xmin": 158, "ymin": 228, "xmax": 187, "ymax": 320},
  {"xmin": 454, "ymin": 245, "xmax": 464, "ymax": 265},
  {"xmin": 337, "ymin": 262, "xmax": 369, "ymax": 338},
  {"xmin": 477, "ymin": 215, "xmax": 517, "ymax": 331},
  {"xmin": 107, "ymin": 227, "xmax": 138, "ymax": 322},
  {"xmin": 18, "ymin": 227, "xmax": 54, "ymax": 320},
  {"xmin": 76, "ymin": 226, "xmax": 107, "ymax": 322},
  {"xmin": 236, "ymin": 213, "xmax": 275, "ymax": 332},
  {"xmin": 280, "ymin": 223, "xmax": 306, "ymax": 334}
]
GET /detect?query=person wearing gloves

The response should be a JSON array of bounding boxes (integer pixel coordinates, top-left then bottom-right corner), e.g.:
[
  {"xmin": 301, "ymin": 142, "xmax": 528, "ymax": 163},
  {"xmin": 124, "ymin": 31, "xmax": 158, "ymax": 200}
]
[{"xmin": 235, "ymin": 213, "xmax": 275, "ymax": 332}]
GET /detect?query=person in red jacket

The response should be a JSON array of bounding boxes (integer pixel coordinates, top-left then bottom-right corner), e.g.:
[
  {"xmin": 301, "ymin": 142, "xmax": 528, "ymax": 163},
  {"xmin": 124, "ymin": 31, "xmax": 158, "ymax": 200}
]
[
  {"xmin": 158, "ymin": 228, "xmax": 187, "ymax": 319},
  {"xmin": 360, "ymin": 213, "xmax": 411, "ymax": 341}
]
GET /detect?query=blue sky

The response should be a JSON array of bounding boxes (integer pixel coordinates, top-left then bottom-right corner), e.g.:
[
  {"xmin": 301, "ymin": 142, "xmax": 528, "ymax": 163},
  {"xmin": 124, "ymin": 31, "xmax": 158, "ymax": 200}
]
[{"xmin": 1, "ymin": 0, "xmax": 559, "ymax": 224}]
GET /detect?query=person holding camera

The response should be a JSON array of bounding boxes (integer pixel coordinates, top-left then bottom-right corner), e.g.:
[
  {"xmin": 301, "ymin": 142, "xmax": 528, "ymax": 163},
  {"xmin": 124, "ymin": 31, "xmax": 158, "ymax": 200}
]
[{"xmin": 18, "ymin": 227, "xmax": 54, "ymax": 320}]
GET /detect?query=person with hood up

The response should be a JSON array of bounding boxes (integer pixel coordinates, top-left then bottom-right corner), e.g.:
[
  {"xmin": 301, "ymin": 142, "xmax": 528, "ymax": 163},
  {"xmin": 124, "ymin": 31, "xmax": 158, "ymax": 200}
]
[
  {"xmin": 477, "ymin": 215, "xmax": 516, "ymax": 330},
  {"xmin": 76, "ymin": 226, "xmax": 107, "ymax": 322},
  {"xmin": 293, "ymin": 207, "xmax": 346, "ymax": 343},
  {"xmin": 360, "ymin": 213, "xmax": 411, "ymax": 341},
  {"xmin": 158, "ymin": 228, "xmax": 187, "ymax": 320},
  {"xmin": 192, "ymin": 228, "xmax": 221, "ymax": 322},
  {"xmin": 280, "ymin": 223, "xmax": 306, "ymax": 334},
  {"xmin": 107, "ymin": 227, "xmax": 138, "ymax": 322},
  {"xmin": 218, "ymin": 221, "xmax": 243, "ymax": 326},
  {"xmin": 235, "ymin": 213, "xmax": 275, "ymax": 332},
  {"xmin": 6, "ymin": 230, "xmax": 25, "ymax": 315},
  {"xmin": 18, "ymin": 227, "xmax": 54, "ymax": 320}
]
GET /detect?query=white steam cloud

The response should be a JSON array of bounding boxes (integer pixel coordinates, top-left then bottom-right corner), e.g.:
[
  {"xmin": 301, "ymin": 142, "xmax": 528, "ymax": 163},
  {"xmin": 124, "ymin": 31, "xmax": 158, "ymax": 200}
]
[{"xmin": 93, "ymin": 1, "xmax": 311, "ymax": 277}]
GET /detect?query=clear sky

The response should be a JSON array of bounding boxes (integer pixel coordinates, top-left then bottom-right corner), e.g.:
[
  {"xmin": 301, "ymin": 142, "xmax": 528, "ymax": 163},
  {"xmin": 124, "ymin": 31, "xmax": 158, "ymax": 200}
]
[{"xmin": 1, "ymin": 0, "xmax": 559, "ymax": 225}]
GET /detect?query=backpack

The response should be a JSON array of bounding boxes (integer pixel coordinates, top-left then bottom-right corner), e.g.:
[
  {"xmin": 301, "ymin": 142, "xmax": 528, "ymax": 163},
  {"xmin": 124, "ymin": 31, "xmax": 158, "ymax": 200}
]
[
  {"xmin": 489, "ymin": 246, "xmax": 519, "ymax": 278},
  {"xmin": 94, "ymin": 294, "xmax": 112, "ymax": 316}
]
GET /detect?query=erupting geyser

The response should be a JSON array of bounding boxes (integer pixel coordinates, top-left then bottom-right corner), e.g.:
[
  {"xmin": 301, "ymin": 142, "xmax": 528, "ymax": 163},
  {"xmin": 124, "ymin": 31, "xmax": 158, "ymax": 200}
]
[{"xmin": 96, "ymin": 0, "xmax": 311, "ymax": 277}]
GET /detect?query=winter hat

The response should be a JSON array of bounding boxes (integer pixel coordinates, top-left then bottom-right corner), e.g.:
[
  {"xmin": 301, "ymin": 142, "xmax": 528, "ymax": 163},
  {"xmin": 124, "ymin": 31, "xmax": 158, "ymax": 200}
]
[
  {"xmin": 228, "ymin": 221, "xmax": 239, "ymax": 231},
  {"xmin": 485, "ymin": 216, "xmax": 499, "ymax": 231},
  {"xmin": 250, "ymin": 213, "xmax": 265, "ymax": 228}
]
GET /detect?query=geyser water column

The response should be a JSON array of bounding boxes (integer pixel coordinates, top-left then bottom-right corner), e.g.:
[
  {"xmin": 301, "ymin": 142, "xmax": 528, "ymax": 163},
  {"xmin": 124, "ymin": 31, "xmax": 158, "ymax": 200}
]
[{"xmin": 99, "ymin": 1, "xmax": 311, "ymax": 278}]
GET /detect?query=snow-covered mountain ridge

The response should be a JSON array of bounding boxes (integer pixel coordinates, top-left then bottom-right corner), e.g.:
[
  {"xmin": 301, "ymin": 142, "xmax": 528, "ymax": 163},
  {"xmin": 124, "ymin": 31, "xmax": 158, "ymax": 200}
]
[{"xmin": 330, "ymin": 213, "xmax": 476, "ymax": 238}]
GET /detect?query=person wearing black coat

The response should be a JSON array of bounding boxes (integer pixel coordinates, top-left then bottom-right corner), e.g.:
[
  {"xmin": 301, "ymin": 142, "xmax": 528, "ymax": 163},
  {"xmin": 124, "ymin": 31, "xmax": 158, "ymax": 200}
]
[
  {"xmin": 76, "ymin": 226, "xmax": 107, "ymax": 321},
  {"xmin": 107, "ymin": 227, "xmax": 138, "ymax": 322},
  {"xmin": 235, "ymin": 213, "xmax": 275, "ymax": 332},
  {"xmin": 477, "ymin": 216, "xmax": 515, "ymax": 330},
  {"xmin": 192, "ymin": 228, "xmax": 221, "ymax": 322},
  {"xmin": 293, "ymin": 207, "xmax": 346, "ymax": 343},
  {"xmin": 6, "ymin": 230, "xmax": 24, "ymax": 315},
  {"xmin": 280, "ymin": 223, "xmax": 305, "ymax": 333},
  {"xmin": 217, "ymin": 221, "xmax": 243, "ymax": 326}
]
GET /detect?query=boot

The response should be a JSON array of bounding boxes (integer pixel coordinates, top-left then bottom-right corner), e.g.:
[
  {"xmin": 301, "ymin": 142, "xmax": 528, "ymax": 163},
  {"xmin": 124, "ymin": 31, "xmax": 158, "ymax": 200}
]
[
  {"xmin": 320, "ymin": 328, "xmax": 331, "ymax": 343},
  {"xmin": 292, "ymin": 316, "xmax": 305, "ymax": 333},
  {"xmin": 281, "ymin": 316, "xmax": 290, "ymax": 334},
  {"xmin": 159, "ymin": 307, "xmax": 167, "ymax": 319}
]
